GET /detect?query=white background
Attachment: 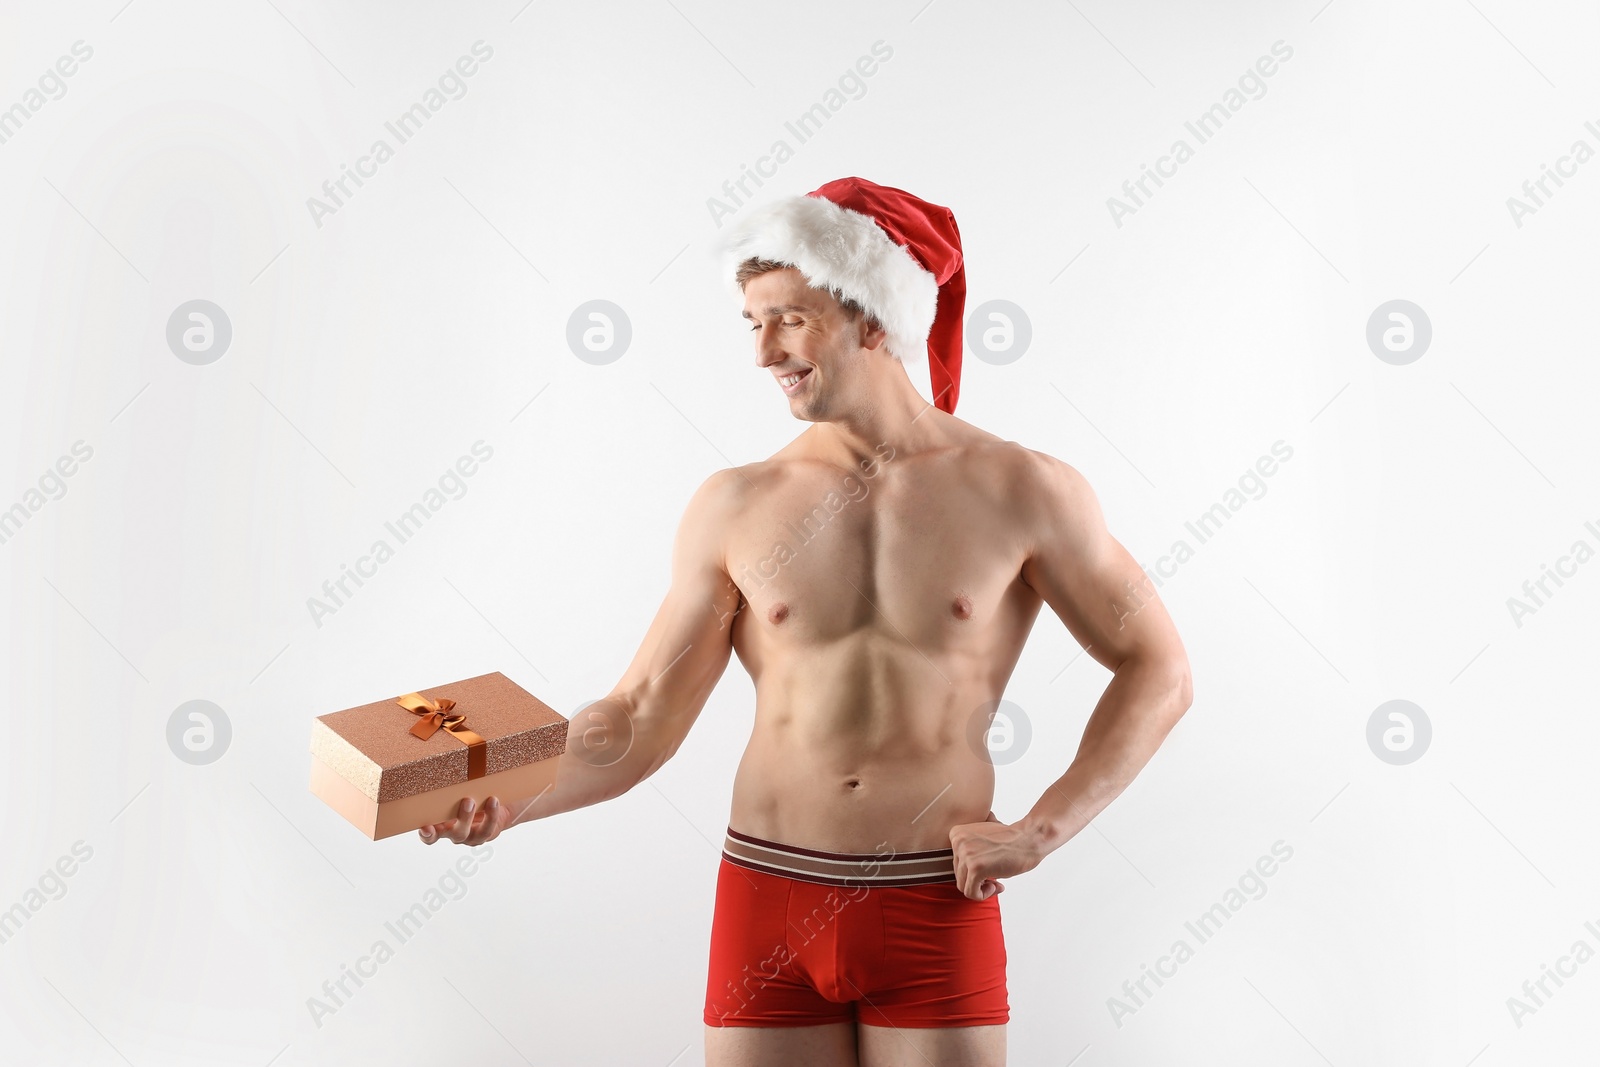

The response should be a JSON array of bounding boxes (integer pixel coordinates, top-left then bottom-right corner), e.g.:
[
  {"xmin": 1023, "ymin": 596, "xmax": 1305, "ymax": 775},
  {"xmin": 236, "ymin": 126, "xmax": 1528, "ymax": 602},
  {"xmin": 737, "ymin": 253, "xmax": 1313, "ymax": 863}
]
[{"xmin": 2, "ymin": 1, "xmax": 1598, "ymax": 1064}]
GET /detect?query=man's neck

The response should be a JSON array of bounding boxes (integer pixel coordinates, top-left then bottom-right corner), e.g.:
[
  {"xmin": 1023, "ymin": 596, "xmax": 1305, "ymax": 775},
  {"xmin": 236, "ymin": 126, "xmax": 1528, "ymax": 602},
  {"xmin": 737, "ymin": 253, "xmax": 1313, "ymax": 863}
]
[{"xmin": 806, "ymin": 376, "xmax": 952, "ymax": 470}]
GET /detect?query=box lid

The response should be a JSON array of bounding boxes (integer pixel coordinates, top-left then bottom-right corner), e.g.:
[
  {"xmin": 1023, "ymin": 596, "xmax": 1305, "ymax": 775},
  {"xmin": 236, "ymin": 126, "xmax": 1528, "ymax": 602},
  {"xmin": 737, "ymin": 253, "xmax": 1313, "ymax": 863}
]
[{"xmin": 309, "ymin": 671, "xmax": 567, "ymax": 803}]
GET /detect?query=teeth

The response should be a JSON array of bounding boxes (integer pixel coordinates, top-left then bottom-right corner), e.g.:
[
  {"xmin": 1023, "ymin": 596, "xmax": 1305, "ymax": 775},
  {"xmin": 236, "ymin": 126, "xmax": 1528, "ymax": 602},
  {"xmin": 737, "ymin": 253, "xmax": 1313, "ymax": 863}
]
[{"xmin": 781, "ymin": 372, "xmax": 804, "ymax": 386}]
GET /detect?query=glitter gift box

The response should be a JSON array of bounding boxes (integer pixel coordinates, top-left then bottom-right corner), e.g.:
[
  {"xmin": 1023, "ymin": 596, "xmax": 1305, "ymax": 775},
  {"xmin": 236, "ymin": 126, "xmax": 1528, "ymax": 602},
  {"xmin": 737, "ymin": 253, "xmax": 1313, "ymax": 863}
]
[{"xmin": 308, "ymin": 671, "xmax": 567, "ymax": 840}]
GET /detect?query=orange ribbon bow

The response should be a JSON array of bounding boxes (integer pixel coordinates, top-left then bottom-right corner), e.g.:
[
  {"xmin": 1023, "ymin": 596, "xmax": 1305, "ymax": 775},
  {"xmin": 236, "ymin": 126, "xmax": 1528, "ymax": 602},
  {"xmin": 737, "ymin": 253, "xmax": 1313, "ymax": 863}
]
[{"xmin": 396, "ymin": 692, "xmax": 488, "ymax": 780}]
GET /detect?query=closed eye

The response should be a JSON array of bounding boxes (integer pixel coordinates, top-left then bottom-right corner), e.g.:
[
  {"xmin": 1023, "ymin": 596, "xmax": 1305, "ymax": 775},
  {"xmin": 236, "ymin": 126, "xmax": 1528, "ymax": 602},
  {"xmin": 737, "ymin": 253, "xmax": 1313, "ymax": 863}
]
[{"xmin": 749, "ymin": 320, "xmax": 802, "ymax": 331}]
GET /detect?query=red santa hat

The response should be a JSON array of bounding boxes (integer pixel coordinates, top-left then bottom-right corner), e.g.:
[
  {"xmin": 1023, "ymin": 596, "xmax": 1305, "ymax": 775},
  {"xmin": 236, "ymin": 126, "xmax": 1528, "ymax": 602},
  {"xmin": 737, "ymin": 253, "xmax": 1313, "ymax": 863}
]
[{"xmin": 719, "ymin": 176, "xmax": 967, "ymax": 414}]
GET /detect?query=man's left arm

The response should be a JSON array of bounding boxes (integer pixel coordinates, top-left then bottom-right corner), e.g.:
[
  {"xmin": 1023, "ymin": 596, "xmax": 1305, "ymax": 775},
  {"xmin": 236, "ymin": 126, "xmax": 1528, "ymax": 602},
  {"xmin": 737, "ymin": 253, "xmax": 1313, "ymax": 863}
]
[{"xmin": 950, "ymin": 451, "xmax": 1193, "ymax": 898}]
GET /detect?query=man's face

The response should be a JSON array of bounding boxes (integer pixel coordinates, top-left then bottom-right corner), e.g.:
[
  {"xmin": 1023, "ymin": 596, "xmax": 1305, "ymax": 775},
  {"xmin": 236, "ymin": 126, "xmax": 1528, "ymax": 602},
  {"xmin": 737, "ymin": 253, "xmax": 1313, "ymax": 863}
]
[{"xmin": 741, "ymin": 267, "xmax": 873, "ymax": 421}]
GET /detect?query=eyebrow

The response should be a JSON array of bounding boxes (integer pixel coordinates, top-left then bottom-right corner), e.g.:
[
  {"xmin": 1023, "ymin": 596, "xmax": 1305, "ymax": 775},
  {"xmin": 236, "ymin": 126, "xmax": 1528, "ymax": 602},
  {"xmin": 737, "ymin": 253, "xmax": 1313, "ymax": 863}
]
[{"xmin": 741, "ymin": 303, "xmax": 813, "ymax": 321}]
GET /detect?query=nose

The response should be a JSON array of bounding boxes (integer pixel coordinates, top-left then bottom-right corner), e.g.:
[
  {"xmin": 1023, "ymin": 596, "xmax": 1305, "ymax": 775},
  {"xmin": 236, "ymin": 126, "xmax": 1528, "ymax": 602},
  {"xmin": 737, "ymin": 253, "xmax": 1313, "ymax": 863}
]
[{"xmin": 754, "ymin": 325, "xmax": 787, "ymax": 369}]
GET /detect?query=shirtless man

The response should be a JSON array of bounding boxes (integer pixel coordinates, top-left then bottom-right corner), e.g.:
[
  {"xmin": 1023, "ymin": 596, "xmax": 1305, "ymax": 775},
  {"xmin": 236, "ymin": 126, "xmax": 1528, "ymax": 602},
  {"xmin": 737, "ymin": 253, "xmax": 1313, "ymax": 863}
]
[{"xmin": 420, "ymin": 180, "xmax": 1192, "ymax": 1067}]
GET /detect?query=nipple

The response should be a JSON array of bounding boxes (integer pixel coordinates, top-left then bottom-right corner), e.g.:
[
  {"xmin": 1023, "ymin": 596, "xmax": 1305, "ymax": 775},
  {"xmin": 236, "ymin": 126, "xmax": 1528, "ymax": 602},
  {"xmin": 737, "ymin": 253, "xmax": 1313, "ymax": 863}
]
[
  {"xmin": 768, "ymin": 602, "xmax": 790, "ymax": 625},
  {"xmin": 952, "ymin": 594, "xmax": 973, "ymax": 620}
]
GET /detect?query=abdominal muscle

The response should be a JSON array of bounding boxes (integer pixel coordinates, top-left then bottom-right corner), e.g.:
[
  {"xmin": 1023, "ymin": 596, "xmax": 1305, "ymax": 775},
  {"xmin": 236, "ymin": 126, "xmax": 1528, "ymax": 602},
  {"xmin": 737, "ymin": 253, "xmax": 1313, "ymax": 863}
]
[{"xmin": 726, "ymin": 638, "xmax": 999, "ymax": 856}]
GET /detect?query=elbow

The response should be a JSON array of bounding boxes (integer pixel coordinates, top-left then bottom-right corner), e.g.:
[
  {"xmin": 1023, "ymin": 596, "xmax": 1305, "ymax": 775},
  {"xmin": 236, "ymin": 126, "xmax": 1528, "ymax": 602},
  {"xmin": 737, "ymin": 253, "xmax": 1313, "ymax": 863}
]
[
  {"xmin": 619, "ymin": 702, "xmax": 684, "ymax": 792},
  {"xmin": 575, "ymin": 691, "xmax": 668, "ymax": 798},
  {"xmin": 1117, "ymin": 649, "xmax": 1192, "ymax": 715},
  {"xmin": 634, "ymin": 735, "xmax": 681, "ymax": 787},
  {"xmin": 1168, "ymin": 662, "xmax": 1193, "ymax": 724},
  {"xmin": 1126, "ymin": 650, "xmax": 1191, "ymax": 728}
]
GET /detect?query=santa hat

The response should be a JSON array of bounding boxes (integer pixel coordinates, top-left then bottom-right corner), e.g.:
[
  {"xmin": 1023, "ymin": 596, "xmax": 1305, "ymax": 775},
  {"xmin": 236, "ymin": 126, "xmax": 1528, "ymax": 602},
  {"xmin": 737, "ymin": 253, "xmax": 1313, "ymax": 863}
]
[{"xmin": 719, "ymin": 176, "xmax": 967, "ymax": 414}]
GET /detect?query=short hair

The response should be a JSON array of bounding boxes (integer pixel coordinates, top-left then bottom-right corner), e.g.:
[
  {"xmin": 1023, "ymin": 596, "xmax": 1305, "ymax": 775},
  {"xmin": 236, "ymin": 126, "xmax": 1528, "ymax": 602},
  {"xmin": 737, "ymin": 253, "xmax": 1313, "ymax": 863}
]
[{"xmin": 735, "ymin": 256, "xmax": 882, "ymax": 332}]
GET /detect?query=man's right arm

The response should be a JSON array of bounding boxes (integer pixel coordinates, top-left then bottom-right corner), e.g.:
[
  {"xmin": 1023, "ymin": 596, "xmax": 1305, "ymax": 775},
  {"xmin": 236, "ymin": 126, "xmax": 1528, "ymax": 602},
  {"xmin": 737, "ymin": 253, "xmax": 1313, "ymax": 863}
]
[{"xmin": 422, "ymin": 467, "xmax": 745, "ymax": 845}]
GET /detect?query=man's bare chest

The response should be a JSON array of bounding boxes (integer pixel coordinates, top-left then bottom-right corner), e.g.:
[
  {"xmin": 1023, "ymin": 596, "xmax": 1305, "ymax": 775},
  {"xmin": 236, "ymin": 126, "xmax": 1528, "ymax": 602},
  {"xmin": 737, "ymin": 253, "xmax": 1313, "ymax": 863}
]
[{"xmin": 723, "ymin": 463, "xmax": 1032, "ymax": 646}]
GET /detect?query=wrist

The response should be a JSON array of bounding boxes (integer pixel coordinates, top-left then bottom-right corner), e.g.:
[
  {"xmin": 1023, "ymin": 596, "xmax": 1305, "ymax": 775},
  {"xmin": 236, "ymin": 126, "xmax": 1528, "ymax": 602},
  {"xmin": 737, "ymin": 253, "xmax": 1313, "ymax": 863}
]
[{"xmin": 1018, "ymin": 814, "xmax": 1061, "ymax": 862}]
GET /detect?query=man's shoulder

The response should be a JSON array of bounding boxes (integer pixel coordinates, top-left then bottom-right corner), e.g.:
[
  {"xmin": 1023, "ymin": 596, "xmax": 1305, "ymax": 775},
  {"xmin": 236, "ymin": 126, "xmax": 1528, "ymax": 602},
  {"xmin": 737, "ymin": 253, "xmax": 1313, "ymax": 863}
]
[
  {"xmin": 686, "ymin": 465, "xmax": 754, "ymax": 512},
  {"xmin": 958, "ymin": 433, "xmax": 1086, "ymax": 493},
  {"xmin": 683, "ymin": 459, "xmax": 788, "ymax": 517},
  {"xmin": 970, "ymin": 440, "xmax": 1102, "ymax": 531}
]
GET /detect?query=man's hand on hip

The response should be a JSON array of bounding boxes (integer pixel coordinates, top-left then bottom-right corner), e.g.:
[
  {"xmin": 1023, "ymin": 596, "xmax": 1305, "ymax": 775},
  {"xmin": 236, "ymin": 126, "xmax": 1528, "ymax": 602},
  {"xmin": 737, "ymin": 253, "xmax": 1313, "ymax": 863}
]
[{"xmin": 948, "ymin": 811, "xmax": 1045, "ymax": 901}]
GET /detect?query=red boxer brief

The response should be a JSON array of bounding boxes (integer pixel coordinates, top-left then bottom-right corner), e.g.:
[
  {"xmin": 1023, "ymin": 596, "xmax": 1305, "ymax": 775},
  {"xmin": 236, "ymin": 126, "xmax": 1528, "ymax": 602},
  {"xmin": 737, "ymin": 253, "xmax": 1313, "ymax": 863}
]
[{"xmin": 703, "ymin": 826, "xmax": 1009, "ymax": 1028}]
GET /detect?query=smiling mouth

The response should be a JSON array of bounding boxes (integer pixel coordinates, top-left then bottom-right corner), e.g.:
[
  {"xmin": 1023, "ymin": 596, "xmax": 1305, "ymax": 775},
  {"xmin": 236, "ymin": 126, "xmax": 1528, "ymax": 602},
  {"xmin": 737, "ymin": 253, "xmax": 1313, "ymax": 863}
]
[{"xmin": 778, "ymin": 368, "xmax": 812, "ymax": 391}]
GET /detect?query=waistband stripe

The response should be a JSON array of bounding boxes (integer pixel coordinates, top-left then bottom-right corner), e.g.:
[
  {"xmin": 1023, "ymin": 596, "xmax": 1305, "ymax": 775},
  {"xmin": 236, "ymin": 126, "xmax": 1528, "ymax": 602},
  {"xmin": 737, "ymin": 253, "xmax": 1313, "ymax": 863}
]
[{"xmin": 721, "ymin": 828, "xmax": 957, "ymax": 887}]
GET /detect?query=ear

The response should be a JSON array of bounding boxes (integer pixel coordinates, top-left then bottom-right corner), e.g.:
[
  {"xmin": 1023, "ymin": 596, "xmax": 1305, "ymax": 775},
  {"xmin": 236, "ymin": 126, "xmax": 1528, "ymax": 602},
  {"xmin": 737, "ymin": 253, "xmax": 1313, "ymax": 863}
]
[{"xmin": 856, "ymin": 315, "xmax": 888, "ymax": 353}]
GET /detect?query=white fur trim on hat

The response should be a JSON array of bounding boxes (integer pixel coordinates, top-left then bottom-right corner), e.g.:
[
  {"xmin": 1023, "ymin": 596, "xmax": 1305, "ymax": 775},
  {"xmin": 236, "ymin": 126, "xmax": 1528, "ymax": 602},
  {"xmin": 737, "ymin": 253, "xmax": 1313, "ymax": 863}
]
[{"xmin": 718, "ymin": 194, "xmax": 938, "ymax": 364}]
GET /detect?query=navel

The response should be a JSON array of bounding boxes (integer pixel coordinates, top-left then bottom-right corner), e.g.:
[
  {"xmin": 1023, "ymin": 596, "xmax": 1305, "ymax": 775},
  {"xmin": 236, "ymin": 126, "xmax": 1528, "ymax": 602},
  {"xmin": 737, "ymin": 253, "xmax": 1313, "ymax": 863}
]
[
  {"xmin": 952, "ymin": 594, "xmax": 974, "ymax": 620},
  {"xmin": 768, "ymin": 602, "xmax": 790, "ymax": 625}
]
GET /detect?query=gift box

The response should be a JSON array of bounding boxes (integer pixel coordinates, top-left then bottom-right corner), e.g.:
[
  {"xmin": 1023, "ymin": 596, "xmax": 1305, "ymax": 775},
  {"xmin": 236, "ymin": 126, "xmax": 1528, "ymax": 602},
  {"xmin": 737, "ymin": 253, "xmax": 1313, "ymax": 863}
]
[{"xmin": 309, "ymin": 671, "xmax": 568, "ymax": 840}]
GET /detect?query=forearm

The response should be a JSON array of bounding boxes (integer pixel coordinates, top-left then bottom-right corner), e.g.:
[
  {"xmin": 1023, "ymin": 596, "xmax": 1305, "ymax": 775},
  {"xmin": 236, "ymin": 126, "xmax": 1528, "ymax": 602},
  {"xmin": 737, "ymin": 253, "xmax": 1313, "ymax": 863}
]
[
  {"xmin": 1019, "ymin": 656, "xmax": 1191, "ymax": 857},
  {"xmin": 503, "ymin": 695, "xmax": 670, "ymax": 827}
]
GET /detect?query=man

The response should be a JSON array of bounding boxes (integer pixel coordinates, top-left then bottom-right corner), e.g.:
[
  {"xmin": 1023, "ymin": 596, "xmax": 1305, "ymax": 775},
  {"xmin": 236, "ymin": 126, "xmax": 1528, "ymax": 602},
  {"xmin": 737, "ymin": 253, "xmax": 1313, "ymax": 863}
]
[{"xmin": 420, "ymin": 177, "xmax": 1192, "ymax": 1067}]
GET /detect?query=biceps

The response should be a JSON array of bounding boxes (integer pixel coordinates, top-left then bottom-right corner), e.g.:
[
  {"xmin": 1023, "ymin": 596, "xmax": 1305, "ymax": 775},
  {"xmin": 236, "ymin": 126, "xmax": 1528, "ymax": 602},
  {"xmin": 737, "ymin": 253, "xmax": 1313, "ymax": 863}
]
[
  {"xmin": 1084, "ymin": 537, "xmax": 1173, "ymax": 659},
  {"xmin": 611, "ymin": 468, "xmax": 744, "ymax": 747},
  {"xmin": 1026, "ymin": 536, "xmax": 1132, "ymax": 653},
  {"xmin": 614, "ymin": 562, "xmax": 739, "ymax": 736},
  {"xmin": 1022, "ymin": 483, "xmax": 1177, "ymax": 671}
]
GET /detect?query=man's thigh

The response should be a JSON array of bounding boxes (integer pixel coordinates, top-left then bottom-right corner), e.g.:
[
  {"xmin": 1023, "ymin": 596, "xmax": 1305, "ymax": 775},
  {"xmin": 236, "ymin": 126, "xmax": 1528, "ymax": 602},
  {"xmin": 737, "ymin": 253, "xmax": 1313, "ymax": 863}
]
[
  {"xmin": 704, "ymin": 1020, "xmax": 859, "ymax": 1067},
  {"xmin": 858, "ymin": 1021, "xmax": 1006, "ymax": 1067}
]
